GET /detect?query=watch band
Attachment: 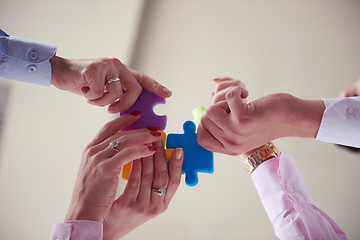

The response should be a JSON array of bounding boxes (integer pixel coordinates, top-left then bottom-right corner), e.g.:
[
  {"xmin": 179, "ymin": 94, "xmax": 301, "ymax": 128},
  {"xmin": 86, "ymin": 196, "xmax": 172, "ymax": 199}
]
[{"xmin": 243, "ymin": 142, "xmax": 279, "ymax": 175}]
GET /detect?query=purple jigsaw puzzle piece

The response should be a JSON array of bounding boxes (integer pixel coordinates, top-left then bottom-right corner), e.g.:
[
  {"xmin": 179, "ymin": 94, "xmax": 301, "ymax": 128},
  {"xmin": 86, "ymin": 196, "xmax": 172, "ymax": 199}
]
[
  {"xmin": 120, "ymin": 89, "xmax": 167, "ymax": 130},
  {"xmin": 166, "ymin": 121, "xmax": 214, "ymax": 187}
]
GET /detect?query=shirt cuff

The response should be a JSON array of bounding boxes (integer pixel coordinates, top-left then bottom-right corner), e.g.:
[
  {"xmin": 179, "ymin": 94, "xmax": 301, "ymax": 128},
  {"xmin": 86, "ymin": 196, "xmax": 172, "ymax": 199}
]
[
  {"xmin": 316, "ymin": 97, "xmax": 360, "ymax": 148},
  {"xmin": 50, "ymin": 220, "xmax": 103, "ymax": 240},
  {"xmin": 0, "ymin": 35, "xmax": 57, "ymax": 86}
]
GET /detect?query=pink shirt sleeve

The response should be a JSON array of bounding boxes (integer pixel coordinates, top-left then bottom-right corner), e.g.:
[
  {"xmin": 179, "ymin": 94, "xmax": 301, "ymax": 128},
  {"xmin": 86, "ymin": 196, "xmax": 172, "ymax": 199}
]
[
  {"xmin": 50, "ymin": 220, "xmax": 103, "ymax": 240},
  {"xmin": 251, "ymin": 152, "xmax": 347, "ymax": 240}
]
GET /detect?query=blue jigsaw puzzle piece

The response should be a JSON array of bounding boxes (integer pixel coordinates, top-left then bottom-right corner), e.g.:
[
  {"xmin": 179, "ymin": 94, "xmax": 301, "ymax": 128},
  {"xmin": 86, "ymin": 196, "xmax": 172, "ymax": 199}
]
[{"xmin": 166, "ymin": 121, "xmax": 214, "ymax": 187}]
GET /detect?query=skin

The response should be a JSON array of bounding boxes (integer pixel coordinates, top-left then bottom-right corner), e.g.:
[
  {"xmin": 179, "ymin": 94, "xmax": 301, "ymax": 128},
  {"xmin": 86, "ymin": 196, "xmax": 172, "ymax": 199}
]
[
  {"xmin": 197, "ymin": 78, "xmax": 325, "ymax": 155},
  {"xmin": 65, "ymin": 113, "xmax": 183, "ymax": 240},
  {"xmin": 339, "ymin": 78, "xmax": 360, "ymax": 97},
  {"xmin": 50, "ymin": 56, "xmax": 172, "ymax": 113}
]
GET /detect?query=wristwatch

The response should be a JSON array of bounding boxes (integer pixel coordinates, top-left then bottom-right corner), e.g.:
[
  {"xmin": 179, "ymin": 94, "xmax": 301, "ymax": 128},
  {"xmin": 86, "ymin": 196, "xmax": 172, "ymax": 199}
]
[{"xmin": 243, "ymin": 142, "xmax": 279, "ymax": 175}]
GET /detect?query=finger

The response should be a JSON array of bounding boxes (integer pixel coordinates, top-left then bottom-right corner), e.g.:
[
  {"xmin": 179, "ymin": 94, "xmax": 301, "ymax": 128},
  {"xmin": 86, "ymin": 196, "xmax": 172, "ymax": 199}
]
[
  {"xmin": 81, "ymin": 62, "xmax": 109, "ymax": 100},
  {"xmin": 213, "ymin": 79, "xmax": 246, "ymax": 94},
  {"xmin": 91, "ymin": 129, "xmax": 162, "ymax": 160},
  {"xmin": 197, "ymin": 123, "xmax": 225, "ymax": 153},
  {"xmin": 88, "ymin": 112, "xmax": 141, "ymax": 147},
  {"xmin": 88, "ymin": 79, "xmax": 123, "ymax": 107},
  {"xmin": 226, "ymin": 86, "xmax": 249, "ymax": 120},
  {"xmin": 131, "ymin": 69, "xmax": 172, "ymax": 98},
  {"xmin": 205, "ymin": 103, "xmax": 231, "ymax": 130},
  {"xmin": 164, "ymin": 148, "xmax": 183, "ymax": 205},
  {"xmin": 151, "ymin": 139, "xmax": 169, "ymax": 202},
  {"xmin": 105, "ymin": 61, "xmax": 142, "ymax": 113},
  {"xmin": 105, "ymin": 145, "xmax": 157, "ymax": 173},
  {"xmin": 121, "ymin": 159, "xmax": 142, "ymax": 203},
  {"xmin": 136, "ymin": 154, "xmax": 154, "ymax": 205},
  {"xmin": 200, "ymin": 114, "xmax": 225, "ymax": 145},
  {"xmin": 212, "ymin": 86, "xmax": 234, "ymax": 104},
  {"xmin": 213, "ymin": 77, "xmax": 234, "ymax": 83}
]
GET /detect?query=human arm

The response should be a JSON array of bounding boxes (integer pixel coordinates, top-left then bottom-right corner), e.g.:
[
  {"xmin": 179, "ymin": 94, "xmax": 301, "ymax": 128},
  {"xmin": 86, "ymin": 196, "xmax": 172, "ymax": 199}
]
[
  {"xmin": 0, "ymin": 29, "xmax": 172, "ymax": 113},
  {"xmin": 50, "ymin": 114, "xmax": 183, "ymax": 240},
  {"xmin": 198, "ymin": 78, "xmax": 325, "ymax": 155},
  {"xmin": 243, "ymin": 144, "xmax": 347, "ymax": 240}
]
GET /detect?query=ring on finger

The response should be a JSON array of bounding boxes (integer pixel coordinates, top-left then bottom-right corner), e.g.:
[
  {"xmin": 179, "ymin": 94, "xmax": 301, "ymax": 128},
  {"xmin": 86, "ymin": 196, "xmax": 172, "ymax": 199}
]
[
  {"xmin": 152, "ymin": 187, "xmax": 166, "ymax": 196},
  {"xmin": 109, "ymin": 139, "xmax": 120, "ymax": 152},
  {"xmin": 106, "ymin": 77, "xmax": 121, "ymax": 85}
]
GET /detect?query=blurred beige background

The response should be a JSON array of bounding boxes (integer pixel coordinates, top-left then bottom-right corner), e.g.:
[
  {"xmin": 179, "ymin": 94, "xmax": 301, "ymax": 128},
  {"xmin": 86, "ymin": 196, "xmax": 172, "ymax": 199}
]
[{"xmin": 1, "ymin": 0, "xmax": 360, "ymax": 239}]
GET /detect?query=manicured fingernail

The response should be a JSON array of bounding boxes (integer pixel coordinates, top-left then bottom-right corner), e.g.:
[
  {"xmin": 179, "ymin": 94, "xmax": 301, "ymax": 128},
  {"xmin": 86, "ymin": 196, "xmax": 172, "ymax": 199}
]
[
  {"xmin": 148, "ymin": 127, "xmax": 159, "ymax": 131},
  {"xmin": 130, "ymin": 111, "xmax": 141, "ymax": 116},
  {"xmin": 162, "ymin": 87, "xmax": 172, "ymax": 96},
  {"xmin": 150, "ymin": 131, "xmax": 161, "ymax": 137},
  {"xmin": 213, "ymin": 78, "xmax": 220, "ymax": 81},
  {"xmin": 175, "ymin": 148, "xmax": 183, "ymax": 160},
  {"xmin": 148, "ymin": 146, "xmax": 157, "ymax": 151}
]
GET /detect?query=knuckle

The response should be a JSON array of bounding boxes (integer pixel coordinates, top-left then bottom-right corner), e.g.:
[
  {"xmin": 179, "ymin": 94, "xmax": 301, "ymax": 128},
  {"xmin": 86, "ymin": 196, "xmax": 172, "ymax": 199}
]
[
  {"xmin": 133, "ymin": 84, "xmax": 142, "ymax": 94},
  {"xmin": 142, "ymin": 173, "xmax": 154, "ymax": 183},
  {"xmin": 155, "ymin": 170, "xmax": 169, "ymax": 184},
  {"xmin": 128, "ymin": 179, "xmax": 141, "ymax": 191},
  {"xmin": 85, "ymin": 146, "xmax": 98, "ymax": 158},
  {"xmin": 168, "ymin": 178, "xmax": 181, "ymax": 188},
  {"xmin": 86, "ymin": 62, "xmax": 100, "ymax": 72},
  {"xmin": 117, "ymin": 135, "xmax": 127, "ymax": 146},
  {"xmin": 102, "ymin": 121, "xmax": 115, "ymax": 133}
]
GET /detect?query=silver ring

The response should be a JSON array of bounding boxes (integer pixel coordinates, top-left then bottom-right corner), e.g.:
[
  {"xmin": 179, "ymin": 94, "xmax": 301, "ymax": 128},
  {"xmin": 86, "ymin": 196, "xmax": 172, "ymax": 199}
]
[
  {"xmin": 152, "ymin": 187, "xmax": 166, "ymax": 196},
  {"xmin": 109, "ymin": 139, "xmax": 119, "ymax": 152},
  {"xmin": 106, "ymin": 77, "xmax": 121, "ymax": 85}
]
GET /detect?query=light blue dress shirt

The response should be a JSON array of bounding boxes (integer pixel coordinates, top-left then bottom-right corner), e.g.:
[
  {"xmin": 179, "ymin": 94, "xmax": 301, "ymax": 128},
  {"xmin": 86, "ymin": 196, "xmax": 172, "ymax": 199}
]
[{"xmin": 0, "ymin": 29, "xmax": 57, "ymax": 86}]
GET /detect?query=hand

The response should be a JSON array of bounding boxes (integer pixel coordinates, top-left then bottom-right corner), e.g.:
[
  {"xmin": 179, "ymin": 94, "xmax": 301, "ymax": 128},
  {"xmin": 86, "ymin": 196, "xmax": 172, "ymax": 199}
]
[
  {"xmin": 339, "ymin": 78, "xmax": 360, "ymax": 97},
  {"xmin": 65, "ymin": 113, "xmax": 183, "ymax": 240},
  {"xmin": 102, "ymin": 139, "xmax": 183, "ymax": 240},
  {"xmin": 50, "ymin": 56, "xmax": 172, "ymax": 113},
  {"xmin": 197, "ymin": 78, "xmax": 325, "ymax": 155}
]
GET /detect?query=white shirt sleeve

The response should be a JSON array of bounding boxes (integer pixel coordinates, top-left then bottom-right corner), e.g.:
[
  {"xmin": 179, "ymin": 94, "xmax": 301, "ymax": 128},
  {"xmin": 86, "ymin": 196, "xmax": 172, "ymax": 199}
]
[
  {"xmin": 316, "ymin": 97, "xmax": 360, "ymax": 148},
  {"xmin": 50, "ymin": 220, "xmax": 103, "ymax": 240},
  {"xmin": 251, "ymin": 153, "xmax": 347, "ymax": 240}
]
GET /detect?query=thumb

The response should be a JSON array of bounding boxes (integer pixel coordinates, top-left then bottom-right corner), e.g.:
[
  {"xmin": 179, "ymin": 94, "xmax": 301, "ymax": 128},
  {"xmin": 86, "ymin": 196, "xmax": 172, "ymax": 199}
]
[{"xmin": 225, "ymin": 86, "xmax": 248, "ymax": 119}]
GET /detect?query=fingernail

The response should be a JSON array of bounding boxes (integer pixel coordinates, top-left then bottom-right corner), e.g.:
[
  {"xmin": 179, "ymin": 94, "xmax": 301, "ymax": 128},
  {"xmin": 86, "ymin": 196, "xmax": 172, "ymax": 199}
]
[
  {"xmin": 130, "ymin": 111, "xmax": 141, "ymax": 116},
  {"xmin": 162, "ymin": 87, "xmax": 172, "ymax": 96},
  {"xmin": 148, "ymin": 146, "xmax": 157, "ymax": 151},
  {"xmin": 150, "ymin": 131, "xmax": 161, "ymax": 137},
  {"xmin": 148, "ymin": 127, "xmax": 159, "ymax": 131},
  {"xmin": 175, "ymin": 148, "xmax": 183, "ymax": 160}
]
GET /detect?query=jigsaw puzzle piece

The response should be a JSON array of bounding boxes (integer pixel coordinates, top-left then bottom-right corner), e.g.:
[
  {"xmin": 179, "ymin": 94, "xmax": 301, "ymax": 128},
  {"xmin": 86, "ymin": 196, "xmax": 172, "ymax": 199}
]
[
  {"xmin": 120, "ymin": 89, "xmax": 167, "ymax": 180},
  {"xmin": 166, "ymin": 121, "xmax": 214, "ymax": 187},
  {"xmin": 121, "ymin": 130, "xmax": 174, "ymax": 180},
  {"xmin": 160, "ymin": 130, "xmax": 175, "ymax": 162},
  {"xmin": 120, "ymin": 89, "xmax": 167, "ymax": 131},
  {"xmin": 192, "ymin": 105, "xmax": 206, "ymax": 129},
  {"xmin": 121, "ymin": 161, "xmax": 132, "ymax": 180}
]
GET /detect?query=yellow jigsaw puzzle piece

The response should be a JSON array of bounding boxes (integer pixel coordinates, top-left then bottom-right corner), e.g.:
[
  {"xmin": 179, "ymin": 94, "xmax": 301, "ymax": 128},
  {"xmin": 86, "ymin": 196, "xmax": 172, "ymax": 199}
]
[{"xmin": 121, "ymin": 130, "xmax": 175, "ymax": 180}]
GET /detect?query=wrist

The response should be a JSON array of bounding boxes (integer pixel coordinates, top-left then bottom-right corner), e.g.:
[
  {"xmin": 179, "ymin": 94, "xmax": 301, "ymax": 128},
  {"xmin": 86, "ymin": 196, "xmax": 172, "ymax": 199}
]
[
  {"xmin": 284, "ymin": 95, "xmax": 325, "ymax": 138},
  {"xmin": 49, "ymin": 56, "xmax": 72, "ymax": 90},
  {"xmin": 241, "ymin": 142, "xmax": 279, "ymax": 175}
]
